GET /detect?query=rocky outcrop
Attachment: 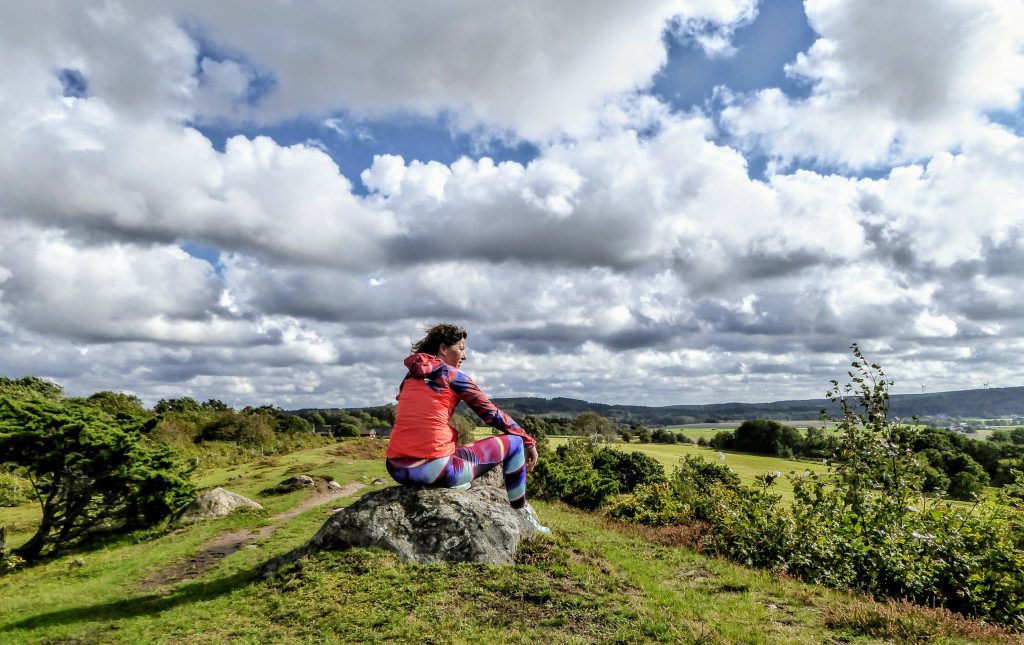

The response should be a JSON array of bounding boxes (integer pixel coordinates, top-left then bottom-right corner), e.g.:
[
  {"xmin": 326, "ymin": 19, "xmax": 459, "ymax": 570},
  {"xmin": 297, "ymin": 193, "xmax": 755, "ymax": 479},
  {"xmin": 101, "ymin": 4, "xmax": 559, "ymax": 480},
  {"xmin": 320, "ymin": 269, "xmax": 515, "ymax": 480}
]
[
  {"xmin": 263, "ymin": 469, "xmax": 539, "ymax": 573},
  {"xmin": 173, "ymin": 487, "xmax": 263, "ymax": 523}
]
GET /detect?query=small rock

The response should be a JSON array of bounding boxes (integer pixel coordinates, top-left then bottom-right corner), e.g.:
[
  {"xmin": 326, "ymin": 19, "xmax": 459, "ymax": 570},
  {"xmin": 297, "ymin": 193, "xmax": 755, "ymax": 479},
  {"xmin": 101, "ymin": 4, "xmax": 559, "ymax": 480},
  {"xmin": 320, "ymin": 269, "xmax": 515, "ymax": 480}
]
[
  {"xmin": 326, "ymin": 480, "xmax": 343, "ymax": 491},
  {"xmin": 278, "ymin": 475, "xmax": 316, "ymax": 490},
  {"xmin": 71, "ymin": 557, "xmax": 85, "ymax": 567},
  {"xmin": 245, "ymin": 544, "xmax": 259, "ymax": 550},
  {"xmin": 173, "ymin": 487, "xmax": 264, "ymax": 523}
]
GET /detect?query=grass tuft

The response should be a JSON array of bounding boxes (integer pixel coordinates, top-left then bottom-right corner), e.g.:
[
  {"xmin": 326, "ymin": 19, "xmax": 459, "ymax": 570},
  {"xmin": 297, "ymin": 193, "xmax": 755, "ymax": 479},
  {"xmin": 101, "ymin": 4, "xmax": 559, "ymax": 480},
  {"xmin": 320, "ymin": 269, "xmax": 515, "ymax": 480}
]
[{"xmin": 825, "ymin": 598, "xmax": 1021, "ymax": 644}]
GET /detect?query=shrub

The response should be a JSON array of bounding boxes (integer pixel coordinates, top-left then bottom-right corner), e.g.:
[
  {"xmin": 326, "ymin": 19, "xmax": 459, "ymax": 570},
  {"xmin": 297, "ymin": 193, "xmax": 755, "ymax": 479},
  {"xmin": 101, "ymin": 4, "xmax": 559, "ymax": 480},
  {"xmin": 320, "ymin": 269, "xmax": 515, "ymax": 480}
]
[
  {"xmin": 707, "ymin": 483, "xmax": 794, "ymax": 570},
  {"xmin": 519, "ymin": 415, "xmax": 551, "ymax": 454},
  {"xmin": 150, "ymin": 413, "xmax": 203, "ymax": 444},
  {"xmin": 946, "ymin": 470, "xmax": 986, "ymax": 500},
  {"xmin": 336, "ymin": 423, "xmax": 361, "ymax": 438},
  {"xmin": 607, "ymin": 482, "xmax": 689, "ymax": 526},
  {"xmin": 529, "ymin": 459, "xmax": 619, "ymax": 510},
  {"xmin": 592, "ymin": 448, "xmax": 665, "ymax": 493},
  {"xmin": 672, "ymin": 454, "xmax": 740, "ymax": 495},
  {"xmin": 668, "ymin": 455, "xmax": 741, "ymax": 524},
  {"xmin": 0, "ymin": 470, "xmax": 31, "ymax": 506},
  {"xmin": 785, "ymin": 347, "xmax": 1024, "ymax": 628},
  {"xmin": 650, "ymin": 428, "xmax": 678, "ymax": 444},
  {"xmin": 528, "ymin": 438, "xmax": 624, "ymax": 510}
]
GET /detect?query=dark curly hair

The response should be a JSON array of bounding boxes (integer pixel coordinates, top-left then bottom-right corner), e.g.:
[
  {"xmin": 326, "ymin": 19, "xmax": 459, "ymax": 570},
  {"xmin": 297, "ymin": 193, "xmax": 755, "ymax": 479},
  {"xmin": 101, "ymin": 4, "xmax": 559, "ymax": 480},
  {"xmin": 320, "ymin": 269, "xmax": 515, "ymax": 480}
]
[{"xmin": 411, "ymin": 323, "xmax": 468, "ymax": 355}]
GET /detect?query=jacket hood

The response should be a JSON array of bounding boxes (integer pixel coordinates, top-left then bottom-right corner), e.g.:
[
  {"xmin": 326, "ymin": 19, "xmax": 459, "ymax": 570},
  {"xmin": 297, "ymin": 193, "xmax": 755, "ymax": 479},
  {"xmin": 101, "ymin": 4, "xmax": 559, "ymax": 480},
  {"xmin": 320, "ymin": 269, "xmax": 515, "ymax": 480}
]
[{"xmin": 404, "ymin": 352, "xmax": 444, "ymax": 376}]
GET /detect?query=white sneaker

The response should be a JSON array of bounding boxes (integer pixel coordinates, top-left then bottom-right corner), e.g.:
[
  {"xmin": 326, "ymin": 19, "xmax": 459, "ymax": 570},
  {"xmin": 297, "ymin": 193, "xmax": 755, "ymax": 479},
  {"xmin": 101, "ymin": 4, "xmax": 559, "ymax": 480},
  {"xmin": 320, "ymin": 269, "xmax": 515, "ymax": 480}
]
[{"xmin": 521, "ymin": 503, "xmax": 551, "ymax": 534}]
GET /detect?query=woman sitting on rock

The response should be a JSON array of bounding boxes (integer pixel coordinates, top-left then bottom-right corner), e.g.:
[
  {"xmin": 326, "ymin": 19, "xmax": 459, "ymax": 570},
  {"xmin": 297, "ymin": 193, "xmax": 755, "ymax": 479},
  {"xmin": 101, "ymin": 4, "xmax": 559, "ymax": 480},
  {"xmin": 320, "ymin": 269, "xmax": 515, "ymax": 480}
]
[{"xmin": 385, "ymin": 323, "xmax": 549, "ymax": 533}]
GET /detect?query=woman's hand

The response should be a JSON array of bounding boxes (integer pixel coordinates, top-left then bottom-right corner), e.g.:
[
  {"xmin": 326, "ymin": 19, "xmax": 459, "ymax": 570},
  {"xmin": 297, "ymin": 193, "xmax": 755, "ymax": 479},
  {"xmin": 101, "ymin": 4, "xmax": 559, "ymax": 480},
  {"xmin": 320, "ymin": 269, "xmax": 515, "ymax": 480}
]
[{"xmin": 524, "ymin": 443, "xmax": 539, "ymax": 472}]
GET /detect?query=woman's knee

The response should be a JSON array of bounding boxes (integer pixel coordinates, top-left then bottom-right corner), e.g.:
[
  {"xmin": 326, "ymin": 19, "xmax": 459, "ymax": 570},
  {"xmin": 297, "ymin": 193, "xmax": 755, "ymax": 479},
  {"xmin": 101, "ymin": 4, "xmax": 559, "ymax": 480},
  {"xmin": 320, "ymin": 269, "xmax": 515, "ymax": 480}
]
[
  {"xmin": 503, "ymin": 435, "xmax": 526, "ymax": 473},
  {"xmin": 505, "ymin": 433, "xmax": 524, "ymax": 454}
]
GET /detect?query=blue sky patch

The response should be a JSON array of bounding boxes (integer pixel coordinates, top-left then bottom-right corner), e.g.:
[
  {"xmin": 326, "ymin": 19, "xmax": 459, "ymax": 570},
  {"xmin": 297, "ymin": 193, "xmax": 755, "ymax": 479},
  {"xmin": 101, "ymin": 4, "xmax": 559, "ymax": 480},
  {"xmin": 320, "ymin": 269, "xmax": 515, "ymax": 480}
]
[{"xmin": 58, "ymin": 68, "xmax": 89, "ymax": 98}]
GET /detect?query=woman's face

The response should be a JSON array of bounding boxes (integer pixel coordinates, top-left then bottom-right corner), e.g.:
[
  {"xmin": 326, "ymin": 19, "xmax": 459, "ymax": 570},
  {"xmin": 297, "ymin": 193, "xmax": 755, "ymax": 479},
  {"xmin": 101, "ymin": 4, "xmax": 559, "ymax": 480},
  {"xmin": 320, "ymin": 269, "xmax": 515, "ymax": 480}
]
[{"xmin": 437, "ymin": 338, "xmax": 467, "ymax": 368}]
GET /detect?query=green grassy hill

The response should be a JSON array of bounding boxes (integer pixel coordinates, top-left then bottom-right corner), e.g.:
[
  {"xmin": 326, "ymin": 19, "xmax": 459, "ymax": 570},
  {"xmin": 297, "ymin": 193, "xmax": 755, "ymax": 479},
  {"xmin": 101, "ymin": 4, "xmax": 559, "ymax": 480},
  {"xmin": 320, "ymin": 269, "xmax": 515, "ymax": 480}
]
[{"xmin": 0, "ymin": 441, "xmax": 1014, "ymax": 644}]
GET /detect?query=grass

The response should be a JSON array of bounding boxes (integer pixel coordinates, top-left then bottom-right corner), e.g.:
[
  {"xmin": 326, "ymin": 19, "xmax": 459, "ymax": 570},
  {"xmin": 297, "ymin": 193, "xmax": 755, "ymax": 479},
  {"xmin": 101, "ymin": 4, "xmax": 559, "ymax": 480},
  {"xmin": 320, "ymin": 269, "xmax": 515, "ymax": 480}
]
[{"xmin": 1, "ymin": 440, "xmax": 1017, "ymax": 643}]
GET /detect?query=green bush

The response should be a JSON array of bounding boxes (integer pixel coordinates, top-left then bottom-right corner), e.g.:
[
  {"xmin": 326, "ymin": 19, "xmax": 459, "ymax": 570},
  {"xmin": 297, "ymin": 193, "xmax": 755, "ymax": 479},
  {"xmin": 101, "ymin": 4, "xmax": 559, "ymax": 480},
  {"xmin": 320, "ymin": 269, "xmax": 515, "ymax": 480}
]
[
  {"xmin": 336, "ymin": 423, "xmax": 361, "ymax": 438},
  {"xmin": 606, "ymin": 482, "xmax": 689, "ymax": 526},
  {"xmin": 0, "ymin": 470, "xmax": 31, "ymax": 506},
  {"xmin": 592, "ymin": 448, "xmax": 665, "ymax": 493},
  {"xmin": 947, "ymin": 470, "xmax": 987, "ymax": 500},
  {"xmin": 707, "ymin": 483, "xmax": 794, "ymax": 570},
  {"xmin": 529, "ymin": 459, "xmax": 619, "ymax": 510},
  {"xmin": 650, "ymin": 428, "xmax": 680, "ymax": 444},
  {"xmin": 528, "ymin": 438, "xmax": 621, "ymax": 510},
  {"xmin": 670, "ymin": 454, "xmax": 741, "ymax": 521}
]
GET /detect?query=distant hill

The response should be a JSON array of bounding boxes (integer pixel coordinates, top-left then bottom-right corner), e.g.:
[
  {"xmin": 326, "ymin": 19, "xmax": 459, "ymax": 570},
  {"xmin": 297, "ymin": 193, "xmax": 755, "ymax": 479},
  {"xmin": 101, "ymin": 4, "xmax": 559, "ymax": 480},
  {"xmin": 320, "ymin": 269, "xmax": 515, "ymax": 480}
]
[{"xmin": 491, "ymin": 386, "xmax": 1024, "ymax": 426}]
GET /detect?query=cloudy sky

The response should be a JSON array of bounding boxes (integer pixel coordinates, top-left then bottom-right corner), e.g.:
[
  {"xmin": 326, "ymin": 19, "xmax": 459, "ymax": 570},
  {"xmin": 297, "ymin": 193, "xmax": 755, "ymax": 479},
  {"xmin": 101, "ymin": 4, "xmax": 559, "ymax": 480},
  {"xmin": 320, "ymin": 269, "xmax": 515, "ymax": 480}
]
[{"xmin": 2, "ymin": 0, "xmax": 1023, "ymax": 409}]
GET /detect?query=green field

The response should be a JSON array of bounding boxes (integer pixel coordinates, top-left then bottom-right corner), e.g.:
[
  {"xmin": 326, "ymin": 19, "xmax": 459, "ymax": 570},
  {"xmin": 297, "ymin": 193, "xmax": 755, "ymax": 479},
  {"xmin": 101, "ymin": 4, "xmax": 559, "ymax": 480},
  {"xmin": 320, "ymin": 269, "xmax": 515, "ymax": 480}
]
[{"xmin": 549, "ymin": 437, "xmax": 832, "ymax": 500}]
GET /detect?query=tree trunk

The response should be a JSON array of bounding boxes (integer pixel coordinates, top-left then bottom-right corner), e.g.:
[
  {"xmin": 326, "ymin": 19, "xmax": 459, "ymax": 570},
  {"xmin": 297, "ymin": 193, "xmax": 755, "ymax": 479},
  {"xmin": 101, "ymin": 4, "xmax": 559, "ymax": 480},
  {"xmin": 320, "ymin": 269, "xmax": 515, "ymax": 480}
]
[
  {"xmin": 13, "ymin": 502, "xmax": 57, "ymax": 561},
  {"xmin": 13, "ymin": 522, "xmax": 49, "ymax": 561}
]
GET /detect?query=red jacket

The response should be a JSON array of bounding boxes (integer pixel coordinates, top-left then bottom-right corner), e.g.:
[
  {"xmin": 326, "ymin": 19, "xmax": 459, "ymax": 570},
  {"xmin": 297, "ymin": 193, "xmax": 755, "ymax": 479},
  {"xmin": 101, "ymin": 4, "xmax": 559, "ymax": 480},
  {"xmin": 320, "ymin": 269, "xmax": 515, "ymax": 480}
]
[{"xmin": 387, "ymin": 353, "xmax": 534, "ymax": 458}]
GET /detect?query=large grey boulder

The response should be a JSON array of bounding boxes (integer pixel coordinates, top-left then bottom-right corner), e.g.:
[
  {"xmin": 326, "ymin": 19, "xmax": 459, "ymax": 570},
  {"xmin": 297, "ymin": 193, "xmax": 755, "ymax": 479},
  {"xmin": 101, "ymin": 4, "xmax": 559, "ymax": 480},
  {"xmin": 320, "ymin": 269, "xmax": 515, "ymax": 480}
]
[
  {"xmin": 173, "ymin": 487, "xmax": 263, "ymax": 523},
  {"xmin": 264, "ymin": 469, "xmax": 539, "ymax": 573}
]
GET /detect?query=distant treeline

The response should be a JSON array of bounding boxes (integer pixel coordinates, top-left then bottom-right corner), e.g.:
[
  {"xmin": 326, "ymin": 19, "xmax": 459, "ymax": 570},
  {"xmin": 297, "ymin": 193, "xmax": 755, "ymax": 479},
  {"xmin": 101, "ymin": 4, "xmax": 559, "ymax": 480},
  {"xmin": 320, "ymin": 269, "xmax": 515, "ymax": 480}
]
[{"xmin": 492, "ymin": 386, "xmax": 1024, "ymax": 426}]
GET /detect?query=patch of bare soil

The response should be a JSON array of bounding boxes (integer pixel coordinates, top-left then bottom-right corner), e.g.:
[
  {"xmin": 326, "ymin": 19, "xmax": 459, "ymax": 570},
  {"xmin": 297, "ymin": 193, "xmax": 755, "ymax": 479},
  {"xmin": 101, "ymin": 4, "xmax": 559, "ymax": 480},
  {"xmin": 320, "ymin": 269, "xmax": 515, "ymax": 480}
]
[{"xmin": 140, "ymin": 480, "xmax": 365, "ymax": 590}]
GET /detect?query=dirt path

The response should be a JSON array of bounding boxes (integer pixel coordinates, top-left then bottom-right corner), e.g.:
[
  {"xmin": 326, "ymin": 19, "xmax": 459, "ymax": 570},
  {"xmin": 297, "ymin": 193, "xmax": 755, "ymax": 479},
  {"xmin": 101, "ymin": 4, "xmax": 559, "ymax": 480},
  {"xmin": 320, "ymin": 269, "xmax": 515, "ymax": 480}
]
[{"xmin": 140, "ymin": 481, "xmax": 365, "ymax": 590}]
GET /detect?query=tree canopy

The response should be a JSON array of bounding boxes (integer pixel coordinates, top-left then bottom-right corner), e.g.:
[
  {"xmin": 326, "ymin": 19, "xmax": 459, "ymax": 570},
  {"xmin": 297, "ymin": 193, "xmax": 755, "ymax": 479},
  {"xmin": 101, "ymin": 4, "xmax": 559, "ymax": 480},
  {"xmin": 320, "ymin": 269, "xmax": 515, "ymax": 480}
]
[{"xmin": 0, "ymin": 397, "xmax": 194, "ymax": 560}]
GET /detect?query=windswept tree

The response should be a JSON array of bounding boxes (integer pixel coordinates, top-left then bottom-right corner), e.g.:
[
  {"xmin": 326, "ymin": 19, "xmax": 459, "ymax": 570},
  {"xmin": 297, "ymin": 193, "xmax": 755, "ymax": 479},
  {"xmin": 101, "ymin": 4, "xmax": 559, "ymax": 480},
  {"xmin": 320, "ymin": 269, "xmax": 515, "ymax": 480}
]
[
  {"xmin": 0, "ymin": 397, "xmax": 194, "ymax": 561},
  {"xmin": 0, "ymin": 376, "xmax": 64, "ymax": 403}
]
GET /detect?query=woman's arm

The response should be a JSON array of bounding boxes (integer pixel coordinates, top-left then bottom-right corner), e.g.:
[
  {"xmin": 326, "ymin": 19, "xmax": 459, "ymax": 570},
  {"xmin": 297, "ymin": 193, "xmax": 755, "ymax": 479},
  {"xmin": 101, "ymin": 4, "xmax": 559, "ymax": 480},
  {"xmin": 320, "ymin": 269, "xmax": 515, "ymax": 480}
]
[{"xmin": 446, "ymin": 368, "xmax": 536, "ymax": 448}]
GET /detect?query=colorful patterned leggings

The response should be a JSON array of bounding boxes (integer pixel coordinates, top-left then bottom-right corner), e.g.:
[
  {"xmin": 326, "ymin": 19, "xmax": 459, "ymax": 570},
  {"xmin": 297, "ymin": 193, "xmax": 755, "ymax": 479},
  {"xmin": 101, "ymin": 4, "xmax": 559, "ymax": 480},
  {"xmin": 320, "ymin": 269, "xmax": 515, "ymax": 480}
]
[{"xmin": 385, "ymin": 434, "xmax": 527, "ymax": 509}]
